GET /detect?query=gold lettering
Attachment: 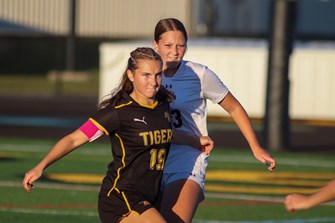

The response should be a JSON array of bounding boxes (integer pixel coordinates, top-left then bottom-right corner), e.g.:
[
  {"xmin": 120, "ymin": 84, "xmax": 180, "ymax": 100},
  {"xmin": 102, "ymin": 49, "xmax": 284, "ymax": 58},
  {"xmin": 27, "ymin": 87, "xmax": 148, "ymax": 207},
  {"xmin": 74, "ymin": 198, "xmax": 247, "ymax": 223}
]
[
  {"xmin": 140, "ymin": 129, "xmax": 172, "ymax": 145},
  {"xmin": 161, "ymin": 129, "xmax": 167, "ymax": 143},
  {"xmin": 167, "ymin": 129, "xmax": 172, "ymax": 142},
  {"xmin": 139, "ymin": 132, "xmax": 149, "ymax": 146},
  {"xmin": 149, "ymin": 131, "xmax": 154, "ymax": 145},
  {"xmin": 154, "ymin": 130, "xmax": 161, "ymax": 144}
]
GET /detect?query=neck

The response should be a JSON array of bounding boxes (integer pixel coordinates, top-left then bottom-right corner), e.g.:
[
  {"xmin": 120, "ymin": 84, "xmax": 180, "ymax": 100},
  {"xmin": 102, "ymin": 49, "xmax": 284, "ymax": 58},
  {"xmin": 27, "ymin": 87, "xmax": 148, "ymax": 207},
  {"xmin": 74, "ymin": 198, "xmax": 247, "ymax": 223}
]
[
  {"xmin": 163, "ymin": 68, "xmax": 177, "ymax": 77},
  {"xmin": 130, "ymin": 93, "xmax": 155, "ymax": 106},
  {"xmin": 164, "ymin": 61, "xmax": 181, "ymax": 77}
]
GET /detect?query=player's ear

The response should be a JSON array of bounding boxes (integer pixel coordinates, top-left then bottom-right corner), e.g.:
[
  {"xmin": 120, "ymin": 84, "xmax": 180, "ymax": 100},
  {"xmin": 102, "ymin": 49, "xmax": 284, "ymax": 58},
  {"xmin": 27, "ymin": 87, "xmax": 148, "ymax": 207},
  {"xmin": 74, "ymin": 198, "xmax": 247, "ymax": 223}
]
[
  {"xmin": 152, "ymin": 40, "xmax": 158, "ymax": 51},
  {"xmin": 127, "ymin": 69, "xmax": 134, "ymax": 82}
]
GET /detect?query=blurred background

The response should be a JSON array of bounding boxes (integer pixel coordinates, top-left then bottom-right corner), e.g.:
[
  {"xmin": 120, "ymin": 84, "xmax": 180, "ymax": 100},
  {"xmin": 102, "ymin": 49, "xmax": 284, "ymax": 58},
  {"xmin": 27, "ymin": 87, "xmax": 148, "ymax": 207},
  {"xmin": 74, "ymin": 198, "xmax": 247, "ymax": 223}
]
[{"xmin": 0, "ymin": 0, "xmax": 335, "ymax": 152}]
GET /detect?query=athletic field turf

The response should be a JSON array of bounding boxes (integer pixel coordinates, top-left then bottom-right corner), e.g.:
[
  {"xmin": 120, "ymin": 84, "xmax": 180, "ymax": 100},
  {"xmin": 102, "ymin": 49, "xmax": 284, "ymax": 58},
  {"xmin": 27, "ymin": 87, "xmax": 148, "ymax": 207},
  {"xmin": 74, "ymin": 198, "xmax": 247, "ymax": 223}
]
[{"xmin": 0, "ymin": 137, "xmax": 334, "ymax": 223}]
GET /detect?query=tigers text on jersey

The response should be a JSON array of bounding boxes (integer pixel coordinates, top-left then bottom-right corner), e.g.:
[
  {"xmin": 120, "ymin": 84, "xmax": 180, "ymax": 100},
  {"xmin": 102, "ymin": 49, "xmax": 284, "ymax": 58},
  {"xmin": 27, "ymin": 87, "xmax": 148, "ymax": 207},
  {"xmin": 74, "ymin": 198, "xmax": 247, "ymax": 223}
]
[
  {"xmin": 162, "ymin": 60, "xmax": 229, "ymax": 174},
  {"xmin": 86, "ymin": 92, "xmax": 172, "ymax": 203}
]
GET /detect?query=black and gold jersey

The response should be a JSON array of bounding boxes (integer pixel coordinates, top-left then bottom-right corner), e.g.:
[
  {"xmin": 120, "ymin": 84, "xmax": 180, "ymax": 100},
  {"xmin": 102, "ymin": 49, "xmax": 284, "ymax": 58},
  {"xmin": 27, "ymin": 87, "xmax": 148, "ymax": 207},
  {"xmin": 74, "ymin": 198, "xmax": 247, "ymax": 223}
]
[{"xmin": 91, "ymin": 92, "xmax": 172, "ymax": 202}]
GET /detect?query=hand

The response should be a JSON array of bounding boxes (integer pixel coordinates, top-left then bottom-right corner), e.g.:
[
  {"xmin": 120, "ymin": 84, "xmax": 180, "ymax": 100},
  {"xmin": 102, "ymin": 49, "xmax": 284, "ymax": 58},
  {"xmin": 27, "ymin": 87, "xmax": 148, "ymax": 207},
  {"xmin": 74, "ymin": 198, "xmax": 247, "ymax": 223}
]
[
  {"xmin": 285, "ymin": 193, "xmax": 311, "ymax": 212},
  {"xmin": 23, "ymin": 168, "xmax": 43, "ymax": 193},
  {"xmin": 199, "ymin": 136, "xmax": 214, "ymax": 155},
  {"xmin": 253, "ymin": 146, "xmax": 276, "ymax": 172}
]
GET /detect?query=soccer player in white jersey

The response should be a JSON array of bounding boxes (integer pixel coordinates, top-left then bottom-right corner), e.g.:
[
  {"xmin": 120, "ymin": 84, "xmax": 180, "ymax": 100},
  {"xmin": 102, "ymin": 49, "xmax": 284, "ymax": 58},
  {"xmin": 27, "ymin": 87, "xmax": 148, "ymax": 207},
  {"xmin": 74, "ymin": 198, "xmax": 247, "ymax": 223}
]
[{"xmin": 152, "ymin": 18, "xmax": 276, "ymax": 223}]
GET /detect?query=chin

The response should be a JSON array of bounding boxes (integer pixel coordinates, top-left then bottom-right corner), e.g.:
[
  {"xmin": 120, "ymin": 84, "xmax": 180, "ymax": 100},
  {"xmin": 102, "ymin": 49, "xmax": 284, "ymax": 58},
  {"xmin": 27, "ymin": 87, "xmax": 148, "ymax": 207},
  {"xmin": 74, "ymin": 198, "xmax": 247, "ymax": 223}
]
[{"xmin": 147, "ymin": 92, "xmax": 157, "ymax": 98}]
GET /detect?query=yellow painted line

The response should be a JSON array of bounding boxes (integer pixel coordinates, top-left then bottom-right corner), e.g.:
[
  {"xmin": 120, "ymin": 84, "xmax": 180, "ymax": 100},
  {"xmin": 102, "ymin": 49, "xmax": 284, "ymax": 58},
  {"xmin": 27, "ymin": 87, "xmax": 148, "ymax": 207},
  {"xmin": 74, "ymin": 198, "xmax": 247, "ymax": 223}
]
[
  {"xmin": 0, "ymin": 152, "xmax": 23, "ymax": 158},
  {"xmin": 206, "ymin": 170, "xmax": 334, "ymax": 187},
  {"xmin": 46, "ymin": 173, "xmax": 103, "ymax": 184},
  {"xmin": 205, "ymin": 184, "xmax": 319, "ymax": 195},
  {"xmin": 45, "ymin": 170, "xmax": 334, "ymax": 195},
  {"xmin": 207, "ymin": 170, "xmax": 335, "ymax": 179}
]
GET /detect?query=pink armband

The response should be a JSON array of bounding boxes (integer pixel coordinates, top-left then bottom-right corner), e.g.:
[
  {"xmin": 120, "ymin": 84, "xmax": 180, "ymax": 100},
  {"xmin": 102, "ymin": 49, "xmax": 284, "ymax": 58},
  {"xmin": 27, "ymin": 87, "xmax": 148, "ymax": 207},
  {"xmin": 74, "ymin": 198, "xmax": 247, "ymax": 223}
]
[{"xmin": 79, "ymin": 119, "xmax": 104, "ymax": 142}]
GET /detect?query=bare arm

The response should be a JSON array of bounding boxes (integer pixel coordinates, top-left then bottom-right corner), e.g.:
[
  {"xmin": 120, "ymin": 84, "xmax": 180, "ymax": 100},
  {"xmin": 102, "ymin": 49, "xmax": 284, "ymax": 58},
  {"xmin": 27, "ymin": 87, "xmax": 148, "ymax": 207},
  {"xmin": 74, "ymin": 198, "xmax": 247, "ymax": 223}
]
[
  {"xmin": 22, "ymin": 129, "xmax": 89, "ymax": 192},
  {"xmin": 172, "ymin": 129, "xmax": 214, "ymax": 155},
  {"xmin": 285, "ymin": 179, "xmax": 335, "ymax": 212},
  {"xmin": 219, "ymin": 92, "xmax": 276, "ymax": 171}
]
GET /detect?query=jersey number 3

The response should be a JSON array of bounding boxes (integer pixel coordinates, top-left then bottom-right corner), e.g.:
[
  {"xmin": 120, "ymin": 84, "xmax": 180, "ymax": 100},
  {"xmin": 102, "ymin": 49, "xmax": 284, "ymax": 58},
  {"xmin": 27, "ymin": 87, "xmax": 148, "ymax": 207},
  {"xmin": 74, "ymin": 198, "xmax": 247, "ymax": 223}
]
[{"xmin": 171, "ymin": 109, "xmax": 183, "ymax": 128}]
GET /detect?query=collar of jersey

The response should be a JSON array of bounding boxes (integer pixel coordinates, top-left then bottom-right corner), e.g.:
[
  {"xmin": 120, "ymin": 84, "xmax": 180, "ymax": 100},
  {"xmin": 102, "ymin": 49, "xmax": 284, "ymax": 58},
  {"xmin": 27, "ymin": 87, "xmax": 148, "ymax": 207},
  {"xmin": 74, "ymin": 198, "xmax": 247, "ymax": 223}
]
[
  {"xmin": 121, "ymin": 92, "xmax": 159, "ymax": 109},
  {"xmin": 138, "ymin": 100, "xmax": 158, "ymax": 109}
]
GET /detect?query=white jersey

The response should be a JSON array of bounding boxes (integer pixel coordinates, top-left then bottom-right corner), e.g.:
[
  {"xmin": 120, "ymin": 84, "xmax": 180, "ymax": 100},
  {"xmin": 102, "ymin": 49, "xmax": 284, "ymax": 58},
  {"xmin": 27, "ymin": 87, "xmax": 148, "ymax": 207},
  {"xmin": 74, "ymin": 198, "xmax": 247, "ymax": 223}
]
[{"xmin": 162, "ymin": 60, "xmax": 229, "ymax": 174}]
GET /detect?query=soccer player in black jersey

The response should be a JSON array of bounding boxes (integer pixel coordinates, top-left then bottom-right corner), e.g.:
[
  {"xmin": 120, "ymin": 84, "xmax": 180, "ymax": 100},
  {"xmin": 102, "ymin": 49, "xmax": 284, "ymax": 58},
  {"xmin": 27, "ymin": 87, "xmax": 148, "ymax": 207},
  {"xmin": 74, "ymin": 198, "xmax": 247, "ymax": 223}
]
[{"xmin": 23, "ymin": 47, "xmax": 213, "ymax": 223}]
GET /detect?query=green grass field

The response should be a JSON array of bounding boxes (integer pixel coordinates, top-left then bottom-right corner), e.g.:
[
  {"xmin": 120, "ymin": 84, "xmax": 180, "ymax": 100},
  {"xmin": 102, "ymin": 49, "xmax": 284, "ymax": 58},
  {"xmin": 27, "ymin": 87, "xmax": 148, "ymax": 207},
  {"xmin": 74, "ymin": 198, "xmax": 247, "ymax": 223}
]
[
  {"xmin": 0, "ymin": 136, "xmax": 334, "ymax": 223},
  {"xmin": 0, "ymin": 71, "xmax": 99, "ymax": 97}
]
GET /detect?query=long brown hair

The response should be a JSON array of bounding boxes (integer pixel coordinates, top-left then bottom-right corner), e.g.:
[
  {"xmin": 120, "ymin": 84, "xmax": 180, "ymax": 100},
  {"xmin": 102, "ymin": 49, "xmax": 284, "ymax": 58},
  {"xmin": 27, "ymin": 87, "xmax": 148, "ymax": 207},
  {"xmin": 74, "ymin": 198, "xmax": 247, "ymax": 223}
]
[
  {"xmin": 154, "ymin": 18, "xmax": 188, "ymax": 43},
  {"xmin": 99, "ymin": 47, "xmax": 173, "ymax": 109}
]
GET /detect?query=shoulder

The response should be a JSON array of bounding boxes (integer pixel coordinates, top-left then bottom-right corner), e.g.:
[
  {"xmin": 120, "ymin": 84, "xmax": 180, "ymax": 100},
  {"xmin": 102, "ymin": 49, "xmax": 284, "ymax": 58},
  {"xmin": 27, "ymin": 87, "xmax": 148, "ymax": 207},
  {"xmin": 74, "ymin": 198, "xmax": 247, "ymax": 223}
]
[
  {"xmin": 184, "ymin": 60, "xmax": 207, "ymax": 70},
  {"xmin": 112, "ymin": 92, "xmax": 134, "ymax": 109},
  {"xmin": 182, "ymin": 60, "xmax": 217, "ymax": 80},
  {"xmin": 95, "ymin": 94, "xmax": 132, "ymax": 119},
  {"xmin": 183, "ymin": 60, "xmax": 213, "ymax": 75}
]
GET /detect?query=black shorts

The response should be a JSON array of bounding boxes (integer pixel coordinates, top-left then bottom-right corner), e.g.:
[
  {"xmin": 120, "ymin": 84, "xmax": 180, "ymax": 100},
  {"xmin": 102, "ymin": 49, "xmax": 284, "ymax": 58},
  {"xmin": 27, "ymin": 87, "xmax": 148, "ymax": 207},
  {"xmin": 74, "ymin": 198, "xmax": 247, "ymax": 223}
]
[{"xmin": 98, "ymin": 189, "xmax": 154, "ymax": 223}]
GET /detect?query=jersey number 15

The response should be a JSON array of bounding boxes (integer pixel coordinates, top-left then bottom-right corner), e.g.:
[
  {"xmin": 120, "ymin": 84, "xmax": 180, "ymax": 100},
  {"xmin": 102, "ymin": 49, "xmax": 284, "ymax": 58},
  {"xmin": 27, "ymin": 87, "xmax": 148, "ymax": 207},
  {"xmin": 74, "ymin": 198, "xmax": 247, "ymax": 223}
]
[{"xmin": 150, "ymin": 148, "xmax": 166, "ymax": 170}]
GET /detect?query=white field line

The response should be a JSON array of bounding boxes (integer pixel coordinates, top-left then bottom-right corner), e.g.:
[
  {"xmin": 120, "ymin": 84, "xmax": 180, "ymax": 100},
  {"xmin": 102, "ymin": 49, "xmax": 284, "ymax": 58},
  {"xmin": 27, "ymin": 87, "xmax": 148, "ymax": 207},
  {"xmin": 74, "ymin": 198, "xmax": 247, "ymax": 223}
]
[
  {"xmin": 193, "ymin": 218, "xmax": 335, "ymax": 223},
  {"xmin": 206, "ymin": 192, "xmax": 284, "ymax": 203},
  {"xmin": 2, "ymin": 181, "xmax": 334, "ymax": 206},
  {"xmin": 0, "ymin": 143, "xmax": 110, "ymax": 156},
  {"xmin": 0, "ymin": 181, "xmax": 99, "ymax": 191},
  {"xmin": 210, "ymin": 155, "xmax": 335, "ymax": 168},
  {"xmin": 205, "ymin": 192, "xmax": 335, "ymax": 206},
  {"xmin": 0, "ymin": 207, "xmax": 98, "ymax": 217},
  {"xmin": 1, "ymin": 207, "xmax": 335, "ymax": 223},
  {"xmin": 1, "ymin": 143, "xmax": 335, "ymax": 168}
]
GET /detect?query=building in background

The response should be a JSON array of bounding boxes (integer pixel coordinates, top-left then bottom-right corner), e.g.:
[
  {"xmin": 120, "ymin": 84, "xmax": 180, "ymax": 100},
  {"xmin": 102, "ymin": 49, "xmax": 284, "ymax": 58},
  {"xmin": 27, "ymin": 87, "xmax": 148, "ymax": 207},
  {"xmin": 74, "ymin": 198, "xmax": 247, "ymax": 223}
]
[
  {"xmin": 0, "ymin": 0, "xmax": 335, "ymax": 73},
  {"xmin": 0, "ymin": 0, "xmax": 193, "ymax": 73}
]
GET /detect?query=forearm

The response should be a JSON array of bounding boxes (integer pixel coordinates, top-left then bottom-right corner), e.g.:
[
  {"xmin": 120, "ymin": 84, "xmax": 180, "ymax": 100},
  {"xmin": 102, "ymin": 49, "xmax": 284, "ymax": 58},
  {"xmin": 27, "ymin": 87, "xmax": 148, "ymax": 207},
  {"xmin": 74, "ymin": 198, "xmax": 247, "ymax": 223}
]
[
  {"xmin": 309, "ymin": 179, "xmax": 335, "ymax": 206},
  {"xmin": 285, "ymin": 179, "xmax": 335, "ymax": 212},
  {"xmin": 220, "ymin": 92, "xmax": 260, "ymax": 151},
  {"xmin": 230, "ymin": 106, "xmax": 260, "ymax": 150},
  {"xmin": 220, "ymin": 92, "xmax": 275, "ymax": 170},
  {"xmin": 36, "ymin": 140, "xmax": 74, "ymax": 170},
  {"xmin": 36, "ymin": 130, "xmax": 88, "ymax": 170},
  {"xmin": 172, "ymin": 129, "xmax": 201, "ymax": 148}
]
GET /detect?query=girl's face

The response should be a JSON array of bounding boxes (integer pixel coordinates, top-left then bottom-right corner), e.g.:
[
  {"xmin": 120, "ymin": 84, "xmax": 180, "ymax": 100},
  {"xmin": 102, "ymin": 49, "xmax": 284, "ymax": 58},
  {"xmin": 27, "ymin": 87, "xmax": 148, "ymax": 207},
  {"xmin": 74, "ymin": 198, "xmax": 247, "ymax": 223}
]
[
  {"xmin": 127, "ymin": 59, "xmax": 162, "ymax": 105},
  {"xmin": 153, "ymin": 30, "xmax": 187, "ymax": 70}
]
